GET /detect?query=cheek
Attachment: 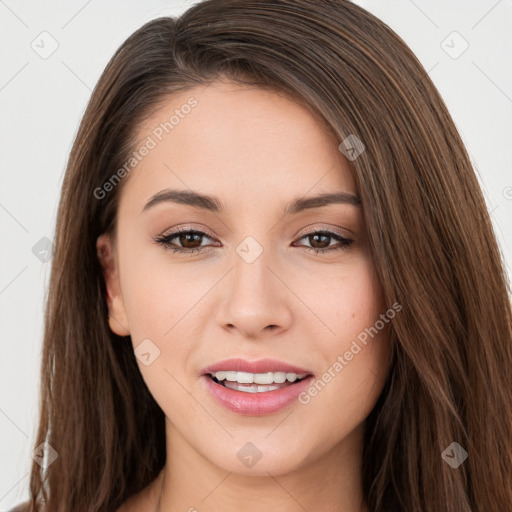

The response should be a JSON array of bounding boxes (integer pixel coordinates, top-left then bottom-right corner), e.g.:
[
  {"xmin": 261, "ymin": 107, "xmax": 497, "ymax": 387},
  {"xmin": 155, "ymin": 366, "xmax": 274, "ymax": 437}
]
[
  {"xmin": 303, "ymin": 253, "xmax": 385, "ymax": 343},
  {"xmin": 297, "ymin": 256, "xmax": 390, "ymax": 422},
  {"xmin": 119, "ymin": 245, "xmax": 199, "ymax": 339},
  {"xmin": 118, "ymin": 248, "xmax": 209, "ymax": 390},
  {"xmin": 119, "ymin": 255, "xmax": 197, "ymax": 413}
]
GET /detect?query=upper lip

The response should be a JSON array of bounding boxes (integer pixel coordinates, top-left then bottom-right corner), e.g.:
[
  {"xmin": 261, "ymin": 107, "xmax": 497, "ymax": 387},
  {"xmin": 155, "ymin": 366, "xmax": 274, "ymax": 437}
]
[{"xmin": 201, "ymin": 358, "xmax": 314, "ymax": 376}]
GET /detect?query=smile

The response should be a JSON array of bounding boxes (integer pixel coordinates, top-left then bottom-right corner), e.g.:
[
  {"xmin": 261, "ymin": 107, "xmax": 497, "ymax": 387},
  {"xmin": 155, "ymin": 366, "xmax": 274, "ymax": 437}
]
[
  {"xmin": 209, "ymin": 371, "xmax": 308, "ymax": 393},
  {"xmin": 202, "ymin": 373, "xmax": 314, "ymax": 416}
]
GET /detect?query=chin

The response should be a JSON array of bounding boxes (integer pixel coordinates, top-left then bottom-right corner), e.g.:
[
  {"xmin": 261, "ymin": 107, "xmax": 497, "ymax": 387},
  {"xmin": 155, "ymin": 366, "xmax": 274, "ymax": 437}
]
[{"xmin": 201, "ymin": 436, "xmax": 314, "ymax": 477}]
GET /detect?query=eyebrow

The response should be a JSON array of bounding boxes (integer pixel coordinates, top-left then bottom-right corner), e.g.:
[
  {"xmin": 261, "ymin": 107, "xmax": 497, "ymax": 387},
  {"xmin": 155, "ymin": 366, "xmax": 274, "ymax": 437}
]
[{"xmin": 141, "ymin": 188, "xmax": 362, "ymax": 215}]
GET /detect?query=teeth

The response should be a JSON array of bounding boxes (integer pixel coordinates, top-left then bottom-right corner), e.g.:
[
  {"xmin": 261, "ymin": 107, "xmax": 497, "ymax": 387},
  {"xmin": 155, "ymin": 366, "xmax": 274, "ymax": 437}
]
[
  {"xmin": 211, "ymin": 371, "xmax": 307, "ymax": 384},
  {"xmin": 224, "ymin": 381, "xmax": 283, "ymax": 393}
]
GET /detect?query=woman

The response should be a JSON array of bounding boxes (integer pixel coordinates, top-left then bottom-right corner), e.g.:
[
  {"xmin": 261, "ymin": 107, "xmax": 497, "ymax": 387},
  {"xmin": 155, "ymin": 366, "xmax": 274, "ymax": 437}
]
[{"xmin": 13, "ymin": 0, "xmax": 512, "ymax": 510}]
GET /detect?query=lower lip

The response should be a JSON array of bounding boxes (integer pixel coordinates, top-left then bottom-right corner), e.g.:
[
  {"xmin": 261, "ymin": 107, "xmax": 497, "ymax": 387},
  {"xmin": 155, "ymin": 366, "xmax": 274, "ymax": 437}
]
[{"xmin": 202, "ymin": 374, "xmax": 314, "ymax": 416}]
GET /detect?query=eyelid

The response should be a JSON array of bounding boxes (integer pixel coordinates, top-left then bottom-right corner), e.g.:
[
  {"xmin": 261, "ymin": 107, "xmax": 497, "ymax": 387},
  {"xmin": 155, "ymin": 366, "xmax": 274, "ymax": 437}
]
[
  {"xmin": 160, "ymin": 224, "xmax": 218, "ymax": 240},
  {"xmin": 296, "ymin": 224, "xmax": 352, "ymax": 239}
]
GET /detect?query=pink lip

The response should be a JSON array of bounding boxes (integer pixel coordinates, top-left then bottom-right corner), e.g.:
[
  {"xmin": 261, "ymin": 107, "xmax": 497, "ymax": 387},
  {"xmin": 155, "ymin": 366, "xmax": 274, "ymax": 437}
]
[
  {"xmin": 202, "ymin": 374, "xmax": 314, "ymax": 416},
  {"xmin": 200, "ymin": 358, "xmax": 313, "ymax": 375},
  {"xmin": 200, "ymin": 358, "xmax": 314, "ymax": 416}
]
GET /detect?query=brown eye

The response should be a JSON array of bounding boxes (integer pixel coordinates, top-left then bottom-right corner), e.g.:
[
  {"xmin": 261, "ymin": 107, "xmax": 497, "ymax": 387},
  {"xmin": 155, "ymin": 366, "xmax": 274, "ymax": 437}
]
[
  {"xmin": 308, "ymin": 233, "xmax": 331, "ymax": 249},
  {"xmin": 178, "ymin": 231, "xmax": 203, "ymax": 249},
  {"xmin": 153, "ymin": 228, "xmax": 217, "ymax": 254},
  {"xmin": 294, "ymin": 230, "xmax": 354, "ymax": 254}
]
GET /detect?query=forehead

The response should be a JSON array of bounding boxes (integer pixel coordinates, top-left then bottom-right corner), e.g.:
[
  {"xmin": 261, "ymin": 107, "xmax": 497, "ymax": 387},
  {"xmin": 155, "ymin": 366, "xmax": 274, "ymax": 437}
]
[{"xmin": 120, "ymin": 80, "xmax": 357, "ymax": 215}]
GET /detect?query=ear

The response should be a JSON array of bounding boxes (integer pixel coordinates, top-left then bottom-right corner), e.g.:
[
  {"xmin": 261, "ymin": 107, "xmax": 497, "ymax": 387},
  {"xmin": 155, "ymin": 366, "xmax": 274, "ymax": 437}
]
[{"xmin": 96, "ymin": 233, "xmax": 130, "ymax": 336}]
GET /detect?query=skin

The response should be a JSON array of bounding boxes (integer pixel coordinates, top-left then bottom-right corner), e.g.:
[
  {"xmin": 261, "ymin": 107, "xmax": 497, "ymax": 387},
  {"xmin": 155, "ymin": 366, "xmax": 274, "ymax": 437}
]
[{"xmin": 97, "ymin": 79, "xmax": 392, "ymax": 512}]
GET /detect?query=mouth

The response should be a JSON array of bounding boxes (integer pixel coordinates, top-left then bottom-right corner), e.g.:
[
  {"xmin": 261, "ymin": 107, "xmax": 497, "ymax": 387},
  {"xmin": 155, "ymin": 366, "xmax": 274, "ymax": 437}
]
[
  {"xmin": 202, "ymin": 370, "xmax": 314, "ymax": 415},
  {"xmin": 200, "ymin": 358, "xmax": 314, "ymax": 414},
  {"xmin": 207, "ymin": 370, "xmax": 311, "ymax": 394}
]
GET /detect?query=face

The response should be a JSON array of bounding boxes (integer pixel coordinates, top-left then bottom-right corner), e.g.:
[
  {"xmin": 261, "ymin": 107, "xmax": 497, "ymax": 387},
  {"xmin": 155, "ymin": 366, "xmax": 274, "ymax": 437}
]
[{"xmin": 97, "ymin": 79, "xmax": 392, "ymax": 477}]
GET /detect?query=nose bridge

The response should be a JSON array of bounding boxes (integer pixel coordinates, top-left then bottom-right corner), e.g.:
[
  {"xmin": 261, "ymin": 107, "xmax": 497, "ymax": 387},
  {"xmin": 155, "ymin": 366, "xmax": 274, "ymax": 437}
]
[
  {"xmin": 233, "ymin": 237, "xmax": 270, "ymax": 291},
  {"xmin": 218, "ymin": 234, "xmax": 292, "ymax": 335}
]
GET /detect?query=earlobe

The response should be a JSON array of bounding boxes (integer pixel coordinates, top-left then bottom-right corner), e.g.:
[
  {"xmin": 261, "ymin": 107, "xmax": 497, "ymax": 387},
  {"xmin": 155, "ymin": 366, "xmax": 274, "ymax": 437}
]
[{"xmin": 96, "ymin": 233, "xmax": 130, "ymax": 337}]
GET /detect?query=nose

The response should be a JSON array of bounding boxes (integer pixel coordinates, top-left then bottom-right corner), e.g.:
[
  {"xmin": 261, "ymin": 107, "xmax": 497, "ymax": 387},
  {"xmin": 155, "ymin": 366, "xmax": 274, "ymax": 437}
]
[{"xmin": 216, "ymin": 244, "xmax": 293, "ymax": 339}]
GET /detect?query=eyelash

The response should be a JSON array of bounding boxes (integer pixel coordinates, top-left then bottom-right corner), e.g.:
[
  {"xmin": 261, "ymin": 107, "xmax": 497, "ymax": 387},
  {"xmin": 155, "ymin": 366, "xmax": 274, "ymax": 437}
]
[{"xmin": 153, "ymin": 227, "xmax": 354, "ymax": 255}]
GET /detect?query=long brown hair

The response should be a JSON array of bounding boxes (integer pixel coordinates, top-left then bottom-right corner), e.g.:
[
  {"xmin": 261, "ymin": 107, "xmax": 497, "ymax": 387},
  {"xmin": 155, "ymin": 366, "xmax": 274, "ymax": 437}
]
[{"xmin": 20, "ymin": 1, "xmax": 512, "ymax": 510}]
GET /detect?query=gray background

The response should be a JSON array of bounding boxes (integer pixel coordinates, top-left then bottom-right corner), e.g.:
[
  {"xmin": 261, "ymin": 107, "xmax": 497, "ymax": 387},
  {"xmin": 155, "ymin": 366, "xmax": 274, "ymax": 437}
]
[{"xmin": 1, "ymin": 0, "xmax": 511, "ymax": 508}]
